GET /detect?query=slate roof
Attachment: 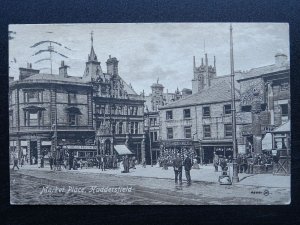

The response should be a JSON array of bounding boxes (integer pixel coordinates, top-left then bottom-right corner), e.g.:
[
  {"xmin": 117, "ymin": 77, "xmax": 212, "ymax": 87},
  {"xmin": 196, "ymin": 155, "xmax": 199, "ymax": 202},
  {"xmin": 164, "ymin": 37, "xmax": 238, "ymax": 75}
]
[
  {"xmin": 24, "ymin": 73, "xmax": 85, "ymax": 84},
  {"xmin": 160, "ymin": 75, "xmax": 240, "ymax": 109},
  {"xmin": 237, "ymin": 61, "xmax": 290, "ymax": 81}
]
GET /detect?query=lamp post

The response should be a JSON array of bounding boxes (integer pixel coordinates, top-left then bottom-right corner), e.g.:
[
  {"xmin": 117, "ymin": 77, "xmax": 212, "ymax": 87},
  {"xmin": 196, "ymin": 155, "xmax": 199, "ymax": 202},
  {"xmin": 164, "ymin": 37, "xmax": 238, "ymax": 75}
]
[{"xmin": 230, "ymin": 24, "xmax": 239, "ymax": 183}]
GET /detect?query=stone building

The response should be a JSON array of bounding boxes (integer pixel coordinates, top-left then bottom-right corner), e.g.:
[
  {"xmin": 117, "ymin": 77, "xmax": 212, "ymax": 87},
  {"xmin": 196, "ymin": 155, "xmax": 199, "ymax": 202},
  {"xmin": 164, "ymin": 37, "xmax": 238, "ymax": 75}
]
[
  {"xmin": 9, "ymin": 36, "xmax": 145, "ymax": 164},
  {"xmin": 143, "ymin": 79, "xmax": 191, "ymax": 164},
  {"xmin": 237, "ymin": 53, "xmax": 290, "ymax": 154},
  {"xmin": 159, "ymin": 74, "xmax": 243, "ymax": 164}
]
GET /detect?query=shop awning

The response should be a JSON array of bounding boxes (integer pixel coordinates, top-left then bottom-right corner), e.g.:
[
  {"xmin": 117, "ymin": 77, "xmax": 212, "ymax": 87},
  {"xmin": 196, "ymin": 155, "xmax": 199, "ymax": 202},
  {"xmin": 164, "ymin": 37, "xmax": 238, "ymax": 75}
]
[
  {"xmin": 272, "ymin": 121, "xmax": 290, "ymax": 133},
  {"xmin": 114, "ymin": 145, "xmax": 134, "ymax": 155}
]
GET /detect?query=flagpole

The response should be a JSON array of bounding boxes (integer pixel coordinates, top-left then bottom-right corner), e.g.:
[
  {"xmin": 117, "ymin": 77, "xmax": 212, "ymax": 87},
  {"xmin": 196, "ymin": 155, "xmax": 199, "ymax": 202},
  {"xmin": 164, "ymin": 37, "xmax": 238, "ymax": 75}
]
[{"xmin": 230, "ymin": 24, "xmax": 239, "ymax": 183}]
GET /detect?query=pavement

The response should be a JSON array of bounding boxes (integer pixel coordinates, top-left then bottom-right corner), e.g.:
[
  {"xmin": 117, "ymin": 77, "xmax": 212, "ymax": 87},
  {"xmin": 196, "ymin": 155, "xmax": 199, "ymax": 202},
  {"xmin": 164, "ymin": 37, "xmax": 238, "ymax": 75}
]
[{"xmin": 12, "ymin": 163, "xmax": 291, "ymax": 189}]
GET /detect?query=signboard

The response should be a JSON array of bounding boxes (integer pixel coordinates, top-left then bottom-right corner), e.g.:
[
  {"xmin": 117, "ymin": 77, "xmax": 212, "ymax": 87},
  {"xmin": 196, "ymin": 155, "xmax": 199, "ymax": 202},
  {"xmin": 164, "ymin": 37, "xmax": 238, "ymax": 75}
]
[
  {"xmin": 66, "ymin": 145, "xmax": 97, "ymax": 150},
  {"xmin": 238, "ymin": 144, "xmax": 246, "ymax": 154},
  {"xmin": 262, "ymin": 133, "xmax": 272, "ymax": 150},
  {"xmin": 20, "ymin": 141, "xmax": 28, "ymax": 146},
  {"xmin": 41, "ymin": 141, "xmax": 52, "ymax": 146}
]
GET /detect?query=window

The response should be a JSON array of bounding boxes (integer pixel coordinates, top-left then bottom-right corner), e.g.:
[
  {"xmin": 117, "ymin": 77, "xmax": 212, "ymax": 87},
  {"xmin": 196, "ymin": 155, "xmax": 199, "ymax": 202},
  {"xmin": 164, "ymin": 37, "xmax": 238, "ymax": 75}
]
[
  {"xmin": 203, "ymin": 106, "xmax": 210, "ymax": 117},
  {"xmin": 280, "ymin": 82, "xmax": 289, "ymax": 91},
  {"xmin": 224, "ymin": 124, "xmax": 233, "ymax": 137},
  {"xmin": 24, "ymin": 91, "xmax": 42, "ymax": 103},
  {"xmin": 183, "ymin": 109, "xmax": 191, "ymax": 119},
  {"xmin": 129, "ymin": 106, "xmax": 134, "ymax": 115},
  {"xmin": 134, "ymin": 122, "xmax": 139, "ymax": 134},
  {"xmin": 224, "ymin": 104, "xmax": 231, "ymax": 115},
  {"xmin": 203, "ymin": 125, "xmax": 211, "ymax": 138},
  {"xmin": 130, "ymin": 122, "xmax": 134, "ymax": 134},
  {"xmin": 118, "ymin": 122, "xmax": 123, "ymax": 134},
  {"xmin": 68, "ymin": 114, "xmax": 77, "ymax": 126},
  {"xmin": 112, "ymin": 123, "xmax": 116, "ymax": 134},
  {"xmin": 68, "ymin": 92, "xmax": 77, "ymax": 104},
  {"xmin": 150, "ymin": 131, "xmax": 158, "ymax": 142},
  {"xmin": 184, "ymin": 127, "xmax": 192, "ymax": 139},
  {"xmin": 167, "ymin": 128, "xmax": 173, "ymax": 139},
  {"xmin": 9, "ymin": 111, "xmax": 13, "ymax": 127},
  {"xmin": 280, "ymin": 104, "xmax": 288, "ymax": 117},
  {"xmin": 24, "ymin": 111, "xmax": 41, "ymax": 126},
  {"xmin": 166, "ymin": 111, "xmax": 173, "ymax": 120},
  {"xmin": 96, "ymin": 120, "xmax": 103, "ymax": 129},
  {"xmin": 150, "ymin": 118, "xmax": 157, "ymax": 126}
]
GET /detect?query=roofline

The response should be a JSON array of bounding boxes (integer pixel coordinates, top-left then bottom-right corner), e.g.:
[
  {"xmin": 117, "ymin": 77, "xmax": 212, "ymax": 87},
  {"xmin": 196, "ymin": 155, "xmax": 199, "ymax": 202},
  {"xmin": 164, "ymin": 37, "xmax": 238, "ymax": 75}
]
[
  {"xmin": 237, "ymin": 68, "xmax": 290, "ymax": 82},
  {"xmin": 159, "ymin": 98, "xmax": 240, "ymax": 110}
]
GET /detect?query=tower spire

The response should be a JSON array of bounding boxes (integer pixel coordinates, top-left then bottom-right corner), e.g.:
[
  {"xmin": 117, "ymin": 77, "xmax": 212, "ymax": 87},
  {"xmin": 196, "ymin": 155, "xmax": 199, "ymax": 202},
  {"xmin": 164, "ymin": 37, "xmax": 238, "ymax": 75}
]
[{"xmin": 88, "ymin": 30, "xmax": 97, "ymax": 62}]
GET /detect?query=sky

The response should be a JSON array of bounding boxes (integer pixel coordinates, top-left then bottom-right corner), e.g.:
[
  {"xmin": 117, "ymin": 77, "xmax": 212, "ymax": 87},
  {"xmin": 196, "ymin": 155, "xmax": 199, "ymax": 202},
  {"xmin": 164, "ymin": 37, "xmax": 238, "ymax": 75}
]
[{"xmin": 9, "ymin": 23, "xmax": 289, "ymax": 95}]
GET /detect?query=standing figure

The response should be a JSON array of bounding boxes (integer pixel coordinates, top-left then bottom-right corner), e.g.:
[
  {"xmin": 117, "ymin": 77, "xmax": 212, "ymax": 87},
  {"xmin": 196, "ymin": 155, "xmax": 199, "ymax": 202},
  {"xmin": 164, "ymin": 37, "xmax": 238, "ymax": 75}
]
[
  {"xmin": 49, "ymin": 155, "xmax": 54, "ymax": 170},
  {"xmin": 184, "ymin": 154, "xmax": 192, "ymax": 185},
  {"xmin": 172, "ymin": 153, "xmax": 182, "ymax": 185},
  {"xmin": 12, "ymin": 153, "xmax": 19, "ymax": 170},
  {"xmin": 213, "ymin": 152, "xmax": 219, "ymax": 172}
]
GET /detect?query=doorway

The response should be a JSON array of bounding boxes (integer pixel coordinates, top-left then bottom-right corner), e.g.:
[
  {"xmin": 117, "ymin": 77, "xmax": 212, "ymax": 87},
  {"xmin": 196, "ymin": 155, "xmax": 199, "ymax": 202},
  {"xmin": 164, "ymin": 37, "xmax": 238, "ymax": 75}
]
[
  {"xmin": 203, "ymin": 146, "xmax": 214, "ymax": 164},
  {"xmin": 30, "ymin": 141, "xmax": 38, "ymax": 165},
  {"xmin": 104, "ymin": 139, "xmax": 111, "ymax": 155}
]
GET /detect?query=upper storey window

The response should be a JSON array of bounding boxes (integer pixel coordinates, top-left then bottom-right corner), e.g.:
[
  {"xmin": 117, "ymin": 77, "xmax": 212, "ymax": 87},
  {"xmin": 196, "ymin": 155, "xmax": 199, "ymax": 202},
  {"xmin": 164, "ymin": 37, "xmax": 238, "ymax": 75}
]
[
  {"xmin": 24, "ymin": 90, "xmax": 42, "ymax": 103},
  {"xmin": 68, "ymin": 92, "xmax": 77, "ymax": 104}
]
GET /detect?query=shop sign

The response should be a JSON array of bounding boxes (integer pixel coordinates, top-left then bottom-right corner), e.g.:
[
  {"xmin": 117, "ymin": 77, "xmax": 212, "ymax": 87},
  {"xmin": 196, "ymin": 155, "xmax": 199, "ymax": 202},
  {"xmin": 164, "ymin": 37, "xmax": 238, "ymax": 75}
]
[
  {"xmin": 66, "ymin": 145, "xmax": 97, "ymax": 150},
  {"xmin": 20, "ymin": 141, "xmax": 28, "ymax": 146},
  {"xmin": 41, "ymin": 141, "xmax": 52, "ymax": 146}
]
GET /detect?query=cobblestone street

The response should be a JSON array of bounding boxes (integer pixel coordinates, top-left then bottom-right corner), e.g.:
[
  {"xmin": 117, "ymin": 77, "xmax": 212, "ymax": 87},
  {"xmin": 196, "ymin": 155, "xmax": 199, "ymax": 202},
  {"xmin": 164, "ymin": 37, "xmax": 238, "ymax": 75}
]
[{"xmin": 10, "ymin": 167, "xmax": 290, "ymax": 205}]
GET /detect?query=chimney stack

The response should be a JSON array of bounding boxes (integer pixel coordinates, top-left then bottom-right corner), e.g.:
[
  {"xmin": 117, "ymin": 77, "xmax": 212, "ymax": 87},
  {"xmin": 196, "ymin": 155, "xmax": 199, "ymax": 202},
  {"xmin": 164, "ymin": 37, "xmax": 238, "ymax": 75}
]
[
  {"xmin": 19, "ymin": 63, "xmax": 40, "ymax": 80},
  {"xmin": 275, "ymin": 53, "xmax": 287, "ymax": 66},
  {"xmin": 59, "ymin": 60, "xmax": 69, "ymax": 77}
]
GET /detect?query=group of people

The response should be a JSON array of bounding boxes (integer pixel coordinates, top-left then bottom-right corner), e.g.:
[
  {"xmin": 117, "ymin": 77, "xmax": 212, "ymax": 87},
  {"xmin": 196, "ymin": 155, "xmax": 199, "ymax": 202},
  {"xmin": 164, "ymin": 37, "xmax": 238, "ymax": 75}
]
[
  {"xmin": 172, "ymin": 153, "xmax": 193, "ymax": 185},
  {"xmin": 213, "ymin": 152, "xmax": 275, "ymax": 174}
]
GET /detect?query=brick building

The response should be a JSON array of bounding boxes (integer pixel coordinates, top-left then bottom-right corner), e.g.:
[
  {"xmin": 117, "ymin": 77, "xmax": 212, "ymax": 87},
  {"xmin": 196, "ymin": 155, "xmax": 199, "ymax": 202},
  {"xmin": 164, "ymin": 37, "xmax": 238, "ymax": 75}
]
[{"xmin": 9, "ymin": 36, "xmax": 145, "ymax": 164}]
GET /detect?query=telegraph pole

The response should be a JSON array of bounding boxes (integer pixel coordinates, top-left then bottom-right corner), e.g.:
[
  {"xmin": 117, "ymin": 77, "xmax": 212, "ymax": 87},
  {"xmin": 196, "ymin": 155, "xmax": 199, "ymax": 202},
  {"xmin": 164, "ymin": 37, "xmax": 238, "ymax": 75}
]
[{"xmin": 230, "ymin": 24, "xmax": 239, "ymax": 183}]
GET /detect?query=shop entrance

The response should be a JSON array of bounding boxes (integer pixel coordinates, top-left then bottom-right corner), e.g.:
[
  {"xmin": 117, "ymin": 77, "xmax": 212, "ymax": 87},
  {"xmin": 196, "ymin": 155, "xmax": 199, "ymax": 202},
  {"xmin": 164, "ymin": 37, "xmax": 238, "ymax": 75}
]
[
  {"xmin": 30, "ymin": 141, "xmax": 38, "ymax": 165},
  {"xmin": 203, "ymin": 146, "xmax": 214, "ymax": 164},
  {"xmin": 104, "ymin": 139, "xmax": 111, "ymax": 155}
]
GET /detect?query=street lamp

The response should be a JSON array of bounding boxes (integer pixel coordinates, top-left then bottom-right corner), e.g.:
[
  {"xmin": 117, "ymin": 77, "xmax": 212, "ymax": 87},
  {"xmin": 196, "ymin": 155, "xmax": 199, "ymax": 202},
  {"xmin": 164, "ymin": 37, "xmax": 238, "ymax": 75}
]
[{"xmin": 230, "ymin": 24, "xmax": 239, "ymax": 183}]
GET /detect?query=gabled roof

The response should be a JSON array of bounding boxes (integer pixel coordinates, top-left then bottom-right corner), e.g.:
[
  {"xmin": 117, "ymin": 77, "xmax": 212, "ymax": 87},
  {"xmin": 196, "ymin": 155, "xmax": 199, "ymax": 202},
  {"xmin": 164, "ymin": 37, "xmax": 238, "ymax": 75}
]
[{"xmin": 160, "ymin": 75, "xmax": 240, "ymax": 109}]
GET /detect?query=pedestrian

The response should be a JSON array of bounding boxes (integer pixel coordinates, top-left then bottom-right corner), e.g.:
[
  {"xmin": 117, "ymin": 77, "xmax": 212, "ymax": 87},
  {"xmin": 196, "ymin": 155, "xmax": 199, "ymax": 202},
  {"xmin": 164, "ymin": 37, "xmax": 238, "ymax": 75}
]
[
  {"xmin": 184, "ymin": 154, "xmax": 192, "ymax": 185},
  {"xmin": 41, "ymin": 155, "xmax": 44, "ymax": 168},
  {"xmin": 12, "ymin": 153, "xmax": 19, "ymax": 170},
  {"xmin": 172, "ymin": 153, "xmax": 182, "ymax": 185},
  {"xmin": 49, "ymin": 155, "xmax": 53, "ymax": 170},
  {"xmin": 73, "ymin": 158, "xmax": 78, "ymax": 170},
  {"xmin": 142, "ymin": 158, "xmax": 146, "ymax": 168},
  {"xmin": 213, "ymin": 152, "xmax": 219, "ymax": 172},
  {"xmin": 20, "ymin": 156, "xmax": 24, "ymax": 167}
]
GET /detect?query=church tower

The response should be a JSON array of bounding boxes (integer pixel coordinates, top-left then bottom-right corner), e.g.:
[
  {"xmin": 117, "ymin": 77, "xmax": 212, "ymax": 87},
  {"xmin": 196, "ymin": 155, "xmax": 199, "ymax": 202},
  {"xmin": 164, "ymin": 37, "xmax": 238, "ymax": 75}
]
[
  {"xmin": 192, "ymin": 54, "xmax": 216, "ymax": 94},
  {"xmin": 83, "ymin": 31, "xmax": 103, "ymax": 82}
]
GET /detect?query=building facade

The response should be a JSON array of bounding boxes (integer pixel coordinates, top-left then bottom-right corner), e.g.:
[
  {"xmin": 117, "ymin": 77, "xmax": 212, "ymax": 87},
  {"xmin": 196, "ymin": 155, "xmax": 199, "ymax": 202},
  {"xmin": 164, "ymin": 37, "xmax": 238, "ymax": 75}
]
[
  {"xmin": 9, "ymin": 37, "xmax": 145, "ymax": 164},
  {"xmin": 237, "ymin": 53, "xmax": 290, "ymax": 154}
]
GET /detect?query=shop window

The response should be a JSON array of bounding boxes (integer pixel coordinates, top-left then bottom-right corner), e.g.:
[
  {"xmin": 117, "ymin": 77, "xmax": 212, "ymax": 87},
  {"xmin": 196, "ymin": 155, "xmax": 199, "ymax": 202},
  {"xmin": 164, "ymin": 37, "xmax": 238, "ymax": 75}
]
[
  {"xmin": 166, "ymin": 110, "xmax": 173, "ymax": 120},
  {"xmin": 224, "ymin": 124, "xmax": 233, "ymax": 137},
  {"xmin": 68, "ymin": 114, "xmax": 77, "ymax": 126},
  {"xmin": 203, "ymin": 106, "xmax": 210, "ymax": 117},
  {"xmin": 167, "ymin": 128, "xmax": 173, "ymax": 139},
  {"xmin": 183, "ymin": 109, "xmax": 191, "ymax": 119},
  {"xmin": 224, "ymin": 104, "xmax": 231, "ymax": 115},
  {"xmin": 203, "ymin": 125, "xmax": 211, "ymax": 138},
  {"xmin": 184, "ymin": 127, "xmax": 192, "ymax": 139}
]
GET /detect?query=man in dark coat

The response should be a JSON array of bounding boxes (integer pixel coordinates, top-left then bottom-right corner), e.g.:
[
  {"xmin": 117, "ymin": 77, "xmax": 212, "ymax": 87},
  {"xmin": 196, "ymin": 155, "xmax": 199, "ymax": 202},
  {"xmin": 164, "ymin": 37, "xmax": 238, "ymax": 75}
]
[
  {"xmin": 49, "ymin": 155, "xmax": 54, "ymax": 170},
  {"xmin": 184, "ymin": 154, "xmax": 192, "ymax": 185},
  {"xmin": 173, "ymin": 153, "xmax": 182, "ymax": 184}
]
